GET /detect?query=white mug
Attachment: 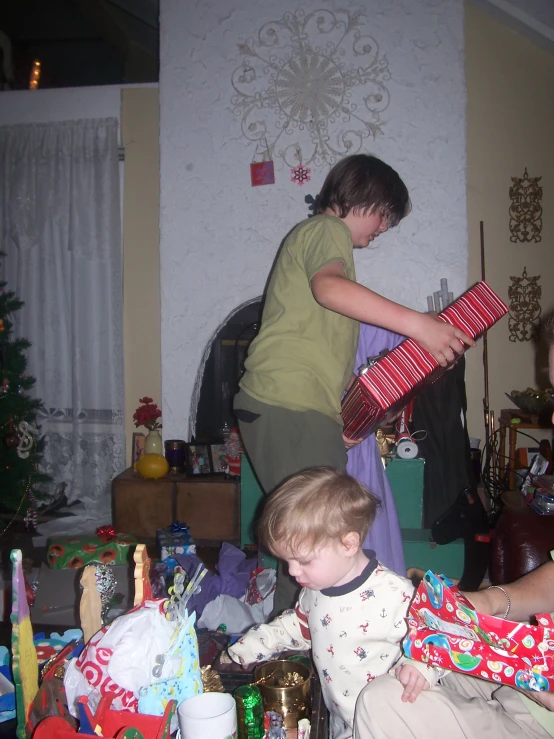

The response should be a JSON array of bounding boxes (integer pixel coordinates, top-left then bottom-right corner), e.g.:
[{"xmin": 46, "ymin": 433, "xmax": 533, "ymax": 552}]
[{"xmin": 178, "ymin": 692, "xmax": 237, "ymax": 739}]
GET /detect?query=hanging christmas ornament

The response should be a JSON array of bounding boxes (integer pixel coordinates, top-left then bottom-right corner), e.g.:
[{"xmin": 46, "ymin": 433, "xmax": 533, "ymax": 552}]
[
  {"xmin": 3, "ymin": 415, "xmax": 20, "ymax": 449},
  {"xmin": 0, "ymin": 319, "xmax": 4, "ymax": 332},
  {"xmin": 16, "ymin": 421, "xmax": 35, "ymax": 459},
  {"xmin": 0, "ymin": 378, "xmax": 8, "ymax": 393},
  {"xmin": 24, "ymin": 490, "xmax": 38, "ymax": 532},
  {"xmin": 291, "ymin": 146, "xmax": 310, "ymax": 186},
  {"xmin": 3, "ymin": 432, "xmax": 20, "ymax": 449},
  {"xmin": 291, "ymin": 164, "xmax": 311, "ymax": 186}
]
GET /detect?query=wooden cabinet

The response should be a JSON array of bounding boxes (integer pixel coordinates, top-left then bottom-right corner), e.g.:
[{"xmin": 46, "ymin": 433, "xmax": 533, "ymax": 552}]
[{"xmin": 112, "ymin": 468, "xmax": 240, "ymax": 544}]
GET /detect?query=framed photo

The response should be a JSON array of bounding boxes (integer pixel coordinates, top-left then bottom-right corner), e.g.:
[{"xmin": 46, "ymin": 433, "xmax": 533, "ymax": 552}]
[
  {"xmin": 209, "ymin": 443, "xmax": 228, "ymax": 474},
  {"xmin": 186, "ymin": 443, "xmax": 212, "ymax": 476},
  {"xmin": 132, "ymin": 432, "xmax": 145, "ymax": 466}
]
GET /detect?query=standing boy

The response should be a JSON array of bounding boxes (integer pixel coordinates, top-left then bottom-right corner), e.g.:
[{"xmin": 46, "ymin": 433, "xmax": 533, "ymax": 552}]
[
  {"xmin": 228, "ymin": 467, "xmax": 442, "ymax": 739},
  {"xmin": 235, "ymin": 154, "xmax": 474, "ymax": 615}
]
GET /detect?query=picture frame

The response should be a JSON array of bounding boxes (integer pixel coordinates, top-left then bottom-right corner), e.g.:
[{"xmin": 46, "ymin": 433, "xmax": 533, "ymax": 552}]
[
  {"xmin": 132, "ymin": 432, "xmax": 145, "ymax": 466},
  {"xmin": 186, "ymin": 443, "xmax": 212, "ymax": 476},
  {"xmin": 209, "ymin": 443, "xmax": 228, "ymax": 475}
]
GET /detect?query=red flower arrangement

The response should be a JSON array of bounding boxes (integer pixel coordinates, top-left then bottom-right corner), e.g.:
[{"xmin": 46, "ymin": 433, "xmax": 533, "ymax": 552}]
[{"xmin": 133, "ymin": 396, "xmax": 162, "ymax": 431}]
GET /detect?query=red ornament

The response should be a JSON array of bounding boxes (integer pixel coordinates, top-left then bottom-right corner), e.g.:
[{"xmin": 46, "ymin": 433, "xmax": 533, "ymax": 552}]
[
  {"xmin": 250, "ymin": 161, "xmax": 275, "ymax": 186},
  {"xmin": 3, "ymin": 432, "xmax": 20, "ymax": 449}
]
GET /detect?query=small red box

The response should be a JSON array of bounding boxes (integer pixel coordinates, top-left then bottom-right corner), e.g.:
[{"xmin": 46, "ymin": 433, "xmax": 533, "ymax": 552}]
[
  {"xmin": 341, "ymin": 281, "xmax": 508, "ymax": 440},
  {"xmin": 250, "ymin": 161, "xmax": 275, "ymax": 186},
  {"xmin": 404, "ymin": 571, "xmax": 554, "ymax": 692}
]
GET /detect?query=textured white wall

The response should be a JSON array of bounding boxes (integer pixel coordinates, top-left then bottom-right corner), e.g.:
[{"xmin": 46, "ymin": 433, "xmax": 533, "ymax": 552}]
[{"xmin": 159, "ymin": 0, "xmax": 468, "ymax": 438}]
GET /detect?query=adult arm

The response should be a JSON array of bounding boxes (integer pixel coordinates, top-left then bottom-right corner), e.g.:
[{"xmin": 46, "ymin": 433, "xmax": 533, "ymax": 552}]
[
  {"xmin": 311, "ymin": 262, "xmax": 474, "ymax": 367},
  {"xmin": 463, "ymin": 561, "xmax": 554, "ymax": 622}
]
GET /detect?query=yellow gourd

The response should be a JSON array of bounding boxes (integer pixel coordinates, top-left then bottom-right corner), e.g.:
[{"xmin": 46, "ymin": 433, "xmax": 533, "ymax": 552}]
[{"xmin": 135, "ymin": 453, "xmax": 170, "ymax": 479}]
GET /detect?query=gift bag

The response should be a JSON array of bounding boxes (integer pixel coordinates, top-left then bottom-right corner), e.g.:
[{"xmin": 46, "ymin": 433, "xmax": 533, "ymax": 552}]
[
  {"xmin": 64, "ymin": 600, "xmax": 202, "ymax": 716},
  {"xmin": 404, "ymin": 571, "xmax": 554, "ymax": 692}
]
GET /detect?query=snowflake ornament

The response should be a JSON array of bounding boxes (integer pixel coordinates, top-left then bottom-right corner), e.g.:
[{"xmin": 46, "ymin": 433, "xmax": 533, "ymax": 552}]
[{"xmin": 291, "ymin": 165, "xmax": 311, "ymax": 186}]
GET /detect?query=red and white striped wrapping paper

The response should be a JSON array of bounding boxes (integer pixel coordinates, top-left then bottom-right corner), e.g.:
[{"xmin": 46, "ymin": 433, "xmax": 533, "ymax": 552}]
[{"xmin": 341, "ymin": 281, "xmax": 508, "ymax": 440}]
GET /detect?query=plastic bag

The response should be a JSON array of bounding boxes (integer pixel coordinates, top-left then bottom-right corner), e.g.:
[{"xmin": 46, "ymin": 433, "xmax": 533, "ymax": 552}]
[
  {"xmin": 198, "ymin": 569, "xmax": 276, "ymax": 633},
  {"xmin": 64, "ymin": 600, "xmax": 202, "ymax": 716}
]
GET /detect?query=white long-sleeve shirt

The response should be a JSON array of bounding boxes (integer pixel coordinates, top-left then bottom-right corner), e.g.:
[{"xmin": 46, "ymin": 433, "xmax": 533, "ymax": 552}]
[{"xmin": 229, "ymin": 554, "xmax": 443, "ymax": 739}]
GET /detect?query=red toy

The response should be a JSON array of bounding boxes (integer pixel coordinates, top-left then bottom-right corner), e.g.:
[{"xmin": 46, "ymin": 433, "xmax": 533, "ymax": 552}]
[{"xmin": 33, "ymin": 695, "xmax": 176, "ymax": 739}]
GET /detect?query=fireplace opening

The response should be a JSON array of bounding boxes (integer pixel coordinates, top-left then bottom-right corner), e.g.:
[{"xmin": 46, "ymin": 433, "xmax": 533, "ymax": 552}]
[{"xmin": 191, "ymin": 297, "xmax": 263, "ymax": 442}]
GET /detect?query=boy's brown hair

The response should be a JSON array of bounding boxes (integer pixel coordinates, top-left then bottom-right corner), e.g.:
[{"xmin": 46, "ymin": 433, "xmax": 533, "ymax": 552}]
[
  {"xmin": 313, "ymin": 154, "xmax": 411, "ymax": 227},
  {"xmin": 259, "ymin": 466, "xmax": 381, "ymax": 556}
]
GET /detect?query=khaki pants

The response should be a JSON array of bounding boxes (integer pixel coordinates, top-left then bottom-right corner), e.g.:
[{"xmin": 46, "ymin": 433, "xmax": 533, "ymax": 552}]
[
  {"xmin": 234, "ymin": 390, "xmax": 347, "ymax": 617},
  {"xmin": 353, "ymin": 673, "xmax": 552, "ymax": 739}
]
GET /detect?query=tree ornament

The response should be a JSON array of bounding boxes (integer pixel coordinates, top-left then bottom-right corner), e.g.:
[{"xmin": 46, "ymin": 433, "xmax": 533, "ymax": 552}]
[
  {"xmin": 3, "ymin": 432, "xmax": 20, "ymax": 449},
  {"xmin": 16, "ymin": 421, "xmax": 35, "ymax": 459},
  {"xmin": 0, "ymin": 377, "xmax": 8, "ymax": 393}
]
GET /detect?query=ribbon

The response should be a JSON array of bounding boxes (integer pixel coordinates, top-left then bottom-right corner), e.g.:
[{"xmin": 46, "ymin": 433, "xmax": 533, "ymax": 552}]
[
  {"xmin": 96, "ymin": 525, "xmax": 117, "ymax": 543},
  {"xmin": 168, "ymin": 521, "xmax": 189, "ymax": 534}
]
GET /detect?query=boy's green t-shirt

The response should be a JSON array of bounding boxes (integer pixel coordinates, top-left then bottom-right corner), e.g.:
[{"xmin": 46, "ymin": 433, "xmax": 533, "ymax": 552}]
[{"xmin": 240, "ymin": 214, "xmax": 359, "ymax": 423}]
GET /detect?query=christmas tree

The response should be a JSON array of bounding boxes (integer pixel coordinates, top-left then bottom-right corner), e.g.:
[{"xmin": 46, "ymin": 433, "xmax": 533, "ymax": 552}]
[{"xmin": 0, "ymin": 257, "xmax": 48, "ymax": 514}]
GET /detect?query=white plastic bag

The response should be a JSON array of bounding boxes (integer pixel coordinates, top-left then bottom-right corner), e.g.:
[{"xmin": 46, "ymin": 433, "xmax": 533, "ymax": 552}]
[{"xmin": 64, "ymin": 600, "xmax": 202, "ymax": 716}]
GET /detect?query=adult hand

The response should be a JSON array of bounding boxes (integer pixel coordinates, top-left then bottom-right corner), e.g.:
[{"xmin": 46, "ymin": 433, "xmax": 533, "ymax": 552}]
[
  {"xmin": 343, "ymin": 433, "xmax": 363, "ymax": 450},
  {"xmin": 522, "ymin": 690, "xmax": 554, "ymax": 711},
  {"xmin": 410, "ymin": 313, "xmax": 475, "ymax": 367},
  {"xmin": 394, "ymin": 664, "xmax": 430, "ymax": 703}
]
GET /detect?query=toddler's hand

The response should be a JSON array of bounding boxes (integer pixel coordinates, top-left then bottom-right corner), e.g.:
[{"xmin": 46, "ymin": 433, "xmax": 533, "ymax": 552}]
[
  {"xmin": 395, "ymin": 664, "xmax": 430, "ymax": 703},
  {"xmin": 412, "ymin": 313, "xmax": 475, "ymax": 367}
]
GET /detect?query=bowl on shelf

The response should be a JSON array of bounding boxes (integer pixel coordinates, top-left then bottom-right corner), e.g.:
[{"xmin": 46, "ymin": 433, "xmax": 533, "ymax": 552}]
[{"xmin": 506, "ymin": 388, "xmax": 554, "ymax": 416}]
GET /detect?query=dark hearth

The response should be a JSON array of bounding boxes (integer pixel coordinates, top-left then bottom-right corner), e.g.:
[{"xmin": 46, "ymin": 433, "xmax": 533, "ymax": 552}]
[{"xmin": 194, "ymin": 298, "xmax": 263, "ymax": 442}]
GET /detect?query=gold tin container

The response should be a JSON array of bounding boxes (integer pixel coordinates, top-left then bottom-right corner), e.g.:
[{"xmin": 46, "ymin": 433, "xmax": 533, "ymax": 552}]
[{"xmin": 253, "ymin": 659, "xmax": 311, "ymax": 729}]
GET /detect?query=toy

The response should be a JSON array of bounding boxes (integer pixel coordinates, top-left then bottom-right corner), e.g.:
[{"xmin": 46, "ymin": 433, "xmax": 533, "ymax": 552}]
[
  {"xmin": 10, "ymin": 549, "xmax": 38, "ymax": 739},
  {"xmin": 33, "ymin": 695, "xmax": 176, "ymax": 738}
]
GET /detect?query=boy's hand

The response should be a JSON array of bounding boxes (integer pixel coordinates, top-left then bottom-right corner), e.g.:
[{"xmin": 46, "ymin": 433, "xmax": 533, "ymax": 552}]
[
  {"xmin": 411, "ymin": 313, "xmax": 475, "ymax": 367},
  {"xmin": 394, "ymin": 664, "xmax": 430, "ymax": 703},
  {"xmin": 343, "ymin": 433, "xmax": 363, "ymax": 450}
]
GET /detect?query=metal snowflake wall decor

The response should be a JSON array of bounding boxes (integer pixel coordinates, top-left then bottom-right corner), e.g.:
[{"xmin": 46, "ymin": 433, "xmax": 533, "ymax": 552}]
[
  {"xmin": 508, "ymin": 266, "xmax": 542, "ymax": 342},
  {"xmin": 509, "ymin": 168, "xmax": 542, "ymax": 243},
  {"xmin": 231, "ymin": 9, "xmax": 391, "ymax": 169}
]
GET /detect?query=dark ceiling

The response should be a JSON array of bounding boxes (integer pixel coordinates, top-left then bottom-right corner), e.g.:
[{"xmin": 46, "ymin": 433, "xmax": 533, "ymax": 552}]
[{"xmin": 0, "ymin": 0, "xmax": 159, "ymax": 90}]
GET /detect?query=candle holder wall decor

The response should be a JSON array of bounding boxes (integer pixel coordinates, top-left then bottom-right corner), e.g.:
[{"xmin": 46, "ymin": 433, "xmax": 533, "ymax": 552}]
[
  {"xmin": 508, "ymin": 266, "xmax": 542, "ymax": 342},
  {"xmin": 509, "ymin": 167, "xmax": 542, "ymax": 243}
]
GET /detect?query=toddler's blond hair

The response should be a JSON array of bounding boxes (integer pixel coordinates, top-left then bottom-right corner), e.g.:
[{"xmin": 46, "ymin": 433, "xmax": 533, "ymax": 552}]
[{"xmin": 259, "ymin": 466, "xmax": 380, "ymax": 556}]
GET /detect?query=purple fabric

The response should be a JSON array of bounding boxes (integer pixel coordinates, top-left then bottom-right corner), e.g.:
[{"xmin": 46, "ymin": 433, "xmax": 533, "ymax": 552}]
[
  {"xmin": 175, "ymin": 542, "xmax": 257, "ymax": 617},
  {"xmin": 346, "ymin": 323, "xmax": 406, "ymax": 575}
]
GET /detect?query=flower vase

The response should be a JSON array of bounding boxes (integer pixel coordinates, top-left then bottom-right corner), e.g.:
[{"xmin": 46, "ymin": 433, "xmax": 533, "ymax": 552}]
[{"xmin": 144, "ymin": 429, "xmax": 163, "ymax": 455}]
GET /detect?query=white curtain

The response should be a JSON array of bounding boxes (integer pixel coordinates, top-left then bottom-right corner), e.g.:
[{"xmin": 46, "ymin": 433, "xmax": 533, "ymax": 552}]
[{"xmin": 0, "ymin": 117, "xmax": 125, "ymax": 515}]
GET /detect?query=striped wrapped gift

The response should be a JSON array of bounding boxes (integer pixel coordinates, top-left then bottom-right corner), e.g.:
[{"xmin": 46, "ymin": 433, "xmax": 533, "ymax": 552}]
[{"xmin": 341, "ymin": 281, "xmax": 508, "ymax": 441}]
